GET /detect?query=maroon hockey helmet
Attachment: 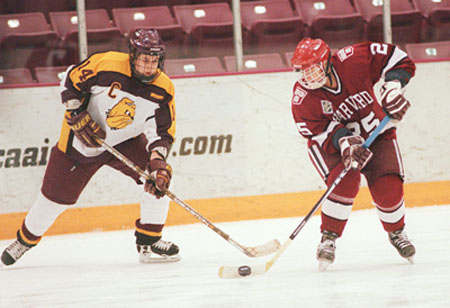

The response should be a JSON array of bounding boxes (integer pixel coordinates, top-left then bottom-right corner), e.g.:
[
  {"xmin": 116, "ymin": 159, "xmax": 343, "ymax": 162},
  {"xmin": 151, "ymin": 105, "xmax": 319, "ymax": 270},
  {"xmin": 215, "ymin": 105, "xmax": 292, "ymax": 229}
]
[
  {"xmin": 129, "ymin": 28, "xmax": 165, "ymax": 83},
  {"xmin": 291, "ymin": 37, "xmax": 331, "ymax": 89}
]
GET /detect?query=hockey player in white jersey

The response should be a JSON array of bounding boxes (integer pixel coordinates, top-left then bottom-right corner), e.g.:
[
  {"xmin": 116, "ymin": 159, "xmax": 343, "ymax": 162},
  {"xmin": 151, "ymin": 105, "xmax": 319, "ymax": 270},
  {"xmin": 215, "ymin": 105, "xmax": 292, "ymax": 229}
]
[{"xmin": 2, "ymin": 28, "xmax": 180, "ymax": 266}]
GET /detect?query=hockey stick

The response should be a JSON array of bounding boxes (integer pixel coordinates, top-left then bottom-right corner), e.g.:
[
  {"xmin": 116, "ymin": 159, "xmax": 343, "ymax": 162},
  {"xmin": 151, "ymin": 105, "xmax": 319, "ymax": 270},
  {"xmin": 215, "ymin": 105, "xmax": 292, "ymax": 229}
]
[
  {"xmin": 218, "ymin": 115, "xmax": 391, "ymax": 278},
  {"xmin": 93, "ymin": 136, "xmax": 281, "ymax": 258}
]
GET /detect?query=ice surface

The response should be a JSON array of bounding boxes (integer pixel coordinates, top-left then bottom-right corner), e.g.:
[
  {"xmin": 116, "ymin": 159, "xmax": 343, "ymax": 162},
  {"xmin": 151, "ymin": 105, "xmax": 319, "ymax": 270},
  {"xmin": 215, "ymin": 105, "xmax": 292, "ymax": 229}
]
[{"xmin": 1, "ymin": 205, "xmax": 449, "ymax": 308}]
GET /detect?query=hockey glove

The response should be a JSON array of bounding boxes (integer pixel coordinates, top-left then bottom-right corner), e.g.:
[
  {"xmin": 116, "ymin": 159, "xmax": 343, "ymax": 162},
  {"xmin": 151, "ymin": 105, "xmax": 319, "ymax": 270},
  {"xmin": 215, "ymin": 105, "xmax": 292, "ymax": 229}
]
[
  {"xmin": 338, "ymin": 135, "xmax": 373, "ymax": 170},
  {"xmin": 145, "ymin": 159, "xmax": 172, "ymax": 198},
  {"xmin": 65, "ymin": 110, "xmax": 106, "ymax": 147},
  {"xmin": 380, "ymin": 80, "xmax": 410, "ymax": 122}
]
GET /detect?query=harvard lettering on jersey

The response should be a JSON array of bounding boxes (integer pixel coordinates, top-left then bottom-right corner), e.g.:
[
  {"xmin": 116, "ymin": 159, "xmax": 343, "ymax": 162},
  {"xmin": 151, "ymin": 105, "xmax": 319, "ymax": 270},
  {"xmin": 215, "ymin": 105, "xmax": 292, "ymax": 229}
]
[
  {"xmin": 291, "ymin": 42, "xmax": 415, "ymax": 154},
  {"xmin": 59, "ymin": 51, "xmax": 176, "ymax": 157}
]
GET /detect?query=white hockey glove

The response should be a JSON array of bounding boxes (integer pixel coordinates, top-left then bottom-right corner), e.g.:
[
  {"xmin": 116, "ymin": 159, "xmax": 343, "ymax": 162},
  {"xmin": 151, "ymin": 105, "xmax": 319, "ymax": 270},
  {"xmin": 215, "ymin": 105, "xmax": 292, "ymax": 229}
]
[
  {"xmin": 338, "ymin": 135, "xmax": 373, "ymax": 170},
  {"xmin": 380, "ymin": 80, "xmax": 410, "ymax": 122}
]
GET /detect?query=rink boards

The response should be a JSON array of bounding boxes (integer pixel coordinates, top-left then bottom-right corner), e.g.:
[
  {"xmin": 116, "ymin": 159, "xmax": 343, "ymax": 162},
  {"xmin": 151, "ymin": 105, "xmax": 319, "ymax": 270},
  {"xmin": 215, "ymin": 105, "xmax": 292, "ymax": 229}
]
[{"xmin": 0, "ymin": 61, "xmax": 449, "ymax": 239}]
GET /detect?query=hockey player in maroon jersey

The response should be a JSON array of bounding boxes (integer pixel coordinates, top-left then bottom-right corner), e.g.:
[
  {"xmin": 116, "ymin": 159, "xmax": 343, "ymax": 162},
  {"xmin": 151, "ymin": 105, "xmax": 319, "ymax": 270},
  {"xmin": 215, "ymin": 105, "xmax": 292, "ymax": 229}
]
[
  {"xmin": 1, "ymin": 29, "xmax": 180, "ymax": 266},
  {"xmin": 290, "ymin": 38, "xmax": 416, "ymax": 271}
]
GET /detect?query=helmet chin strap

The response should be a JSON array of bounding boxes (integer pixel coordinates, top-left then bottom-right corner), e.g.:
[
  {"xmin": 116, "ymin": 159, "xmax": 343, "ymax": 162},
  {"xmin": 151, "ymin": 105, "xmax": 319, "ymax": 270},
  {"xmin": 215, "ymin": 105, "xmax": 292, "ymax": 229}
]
[
  {"xmin": 324, "ymin": 54, "xmax": 332, "ymax": 78},
  {"xmin": 323, "ymin": 54, "xmax": 335, "ymax": 88}
]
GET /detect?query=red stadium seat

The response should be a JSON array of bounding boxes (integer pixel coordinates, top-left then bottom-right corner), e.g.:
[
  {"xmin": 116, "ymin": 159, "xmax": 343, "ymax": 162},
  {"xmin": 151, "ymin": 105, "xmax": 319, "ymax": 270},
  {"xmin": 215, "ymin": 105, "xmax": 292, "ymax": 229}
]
[
  {"xmin": 138, "ymin": 0, "xmax": 230, "ymax": 7},
  {"xmin": 173, "ymin": 3, "xmax": 235, "ymax": 58},
  {"xmin": 164, "ymin": 57, "xmax": 225, "ymax": 76},
  {"xmin": 0, "ymin": 2, "xmax": 8, "ymax": 15},
  {"xmin": 353, "ymin": 0, "xmax": 423, "ymax": 45},
  {"xmin": 49, "ymin": 10, "xmax": 123, "ymax": 64},
  {"xmin": 240, "ymin": 0, "xmax": 305, "ymax": 54},
  {"xmin": 405, "ymin": 40, "xmax": 450, "ymax": 61},
  {"xmin": 412, "ymin": 0, "xmax": 450, "ymax": 41},
  {"xmin": 138, "ymin": 0, "xmax": 215, "ymax": 6},
  {"xmin": 292, "ymin": 0, "xmax": 365, "ymax": 49},
  {"xmin": 8, "ymin": 0, "xmax": 73, "ymax": 21},
  {"xmin": 35, "ymin": 66, "xmax": 69, "ymax": 83},
  {"xmin": 224, "ymin": 53, "xmax": 287, "ymax": 72},
  {"xmin": 49, "ymin": 9, "xmax": 117, "ymax": 39},
  {"xmin": 0, "ymin": 68, "xmax": 34, "ymax": 85},
  {"xmin": 0, "ymin": 12, "xmax": 59, "ymax": 69},
  {"xmin": 71, "ymin": 0, "xmax": 138, "ymax": 18},
  {"xmin": 112, "ymin": 6, "xmax": 186, "ymax": 59}
]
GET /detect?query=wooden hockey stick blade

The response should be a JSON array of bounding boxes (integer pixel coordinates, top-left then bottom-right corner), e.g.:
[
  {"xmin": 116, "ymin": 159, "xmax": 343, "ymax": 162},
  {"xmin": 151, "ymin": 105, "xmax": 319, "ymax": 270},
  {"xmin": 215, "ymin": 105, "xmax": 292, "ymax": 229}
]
[
  {"xmin": 243, "ymin": 239, "xmax": 281, "ymax": 257},
  {"xmin": 218, "ymin": 239, "xmax": 292, "ymax": 279}
]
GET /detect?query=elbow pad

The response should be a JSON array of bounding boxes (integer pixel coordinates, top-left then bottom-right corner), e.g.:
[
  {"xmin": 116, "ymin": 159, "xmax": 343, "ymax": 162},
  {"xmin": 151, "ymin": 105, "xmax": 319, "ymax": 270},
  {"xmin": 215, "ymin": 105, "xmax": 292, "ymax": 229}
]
[
  {"xmin": 332, "ymin": 127, "xmax": 353, "ymax": 151},
  {"xmin": 385, "ymin": 69, "xmax": 412, "ymax": 87}
]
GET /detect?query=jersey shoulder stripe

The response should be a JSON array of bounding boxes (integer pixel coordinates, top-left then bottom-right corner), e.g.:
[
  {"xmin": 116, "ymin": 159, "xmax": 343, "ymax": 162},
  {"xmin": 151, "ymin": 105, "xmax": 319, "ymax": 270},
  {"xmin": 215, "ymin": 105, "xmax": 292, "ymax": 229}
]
[
  {"xmin": 69, "ymin": 51, "xmax": 131, "ymax": 90},
  {"xmin": 153, "ymin": 71, "xmax": 174, "ymax": 96}
]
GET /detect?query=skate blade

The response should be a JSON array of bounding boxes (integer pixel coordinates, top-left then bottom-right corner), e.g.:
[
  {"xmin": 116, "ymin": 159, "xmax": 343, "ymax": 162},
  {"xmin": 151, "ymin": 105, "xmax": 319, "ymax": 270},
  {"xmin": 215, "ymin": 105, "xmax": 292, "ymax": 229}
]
[
  {"xmin": 318, "ymin": 260, "xmax": 332, "ymax": 272},
  {"xmin": 139, "ymin": 254, "xmax": 181, "ymax": 264},
  {"xmin": 407, "ymin": 256, "xmax": 415, "ymax": 264}
]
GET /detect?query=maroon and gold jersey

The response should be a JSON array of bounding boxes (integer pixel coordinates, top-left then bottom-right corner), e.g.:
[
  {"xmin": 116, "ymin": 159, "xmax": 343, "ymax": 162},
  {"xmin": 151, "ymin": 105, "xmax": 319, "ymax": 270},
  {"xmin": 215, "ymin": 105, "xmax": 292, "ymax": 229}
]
[
  {"xmin": 291, "ymin": 42, "xmax": 415, "ymax": 154},
  {"xmin": 59, "ymin": 51, "xmax": 176, "ymax": 158}
]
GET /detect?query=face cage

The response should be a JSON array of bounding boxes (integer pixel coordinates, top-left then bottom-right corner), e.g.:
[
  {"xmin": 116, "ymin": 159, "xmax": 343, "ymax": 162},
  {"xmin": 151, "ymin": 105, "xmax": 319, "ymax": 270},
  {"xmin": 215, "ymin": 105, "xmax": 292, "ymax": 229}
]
[
  {"xmin": 296, "ymin": 61, "xmax": 327, "ymax": 90},
  {"xmin": 130, "ymin": 50, "xmax": 164, "ymax": 83}
]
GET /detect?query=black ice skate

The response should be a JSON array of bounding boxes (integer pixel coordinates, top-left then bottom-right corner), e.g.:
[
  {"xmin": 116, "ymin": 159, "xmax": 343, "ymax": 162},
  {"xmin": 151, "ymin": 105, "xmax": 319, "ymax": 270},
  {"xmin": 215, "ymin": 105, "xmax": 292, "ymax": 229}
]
[
  {"xmin": 316, "ymin": 230, "xmax": 338, "ymax": 271},
  {"xmin": 388, "ymin": 228, "xmax": 416, "ymax": 264},
  {"xmin": 1, "ymin": 239, "xmax": 33, "ymax": 266},
  {"xmin": 137, "ymin": 239, "xmax": 180, "ymax": 263}
]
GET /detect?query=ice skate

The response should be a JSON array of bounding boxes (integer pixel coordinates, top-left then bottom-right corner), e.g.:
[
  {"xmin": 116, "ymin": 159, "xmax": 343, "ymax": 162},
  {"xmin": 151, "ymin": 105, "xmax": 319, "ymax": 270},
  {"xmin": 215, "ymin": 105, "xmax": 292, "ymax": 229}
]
[
  {"xmin": 138, "ymin": 239, "xmax": 180, "ymax": 263},
  {"xmin": 1, "ymin": 239, "xmax": 33, "ymax": 266},
  {"xmin": 316, "ymin": 231, "xmax": 338, "ymax": 271},
  {"xmin": 389, "ymin": 228, "xmax": 416, "ymax": 264}
]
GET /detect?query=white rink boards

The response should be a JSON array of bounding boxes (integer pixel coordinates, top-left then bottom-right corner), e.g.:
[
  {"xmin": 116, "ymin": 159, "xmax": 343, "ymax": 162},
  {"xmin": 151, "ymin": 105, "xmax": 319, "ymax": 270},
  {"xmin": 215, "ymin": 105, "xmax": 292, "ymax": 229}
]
[{"xmin": 0, "ymin": 61, "xmax": 449, "ymax": 214}]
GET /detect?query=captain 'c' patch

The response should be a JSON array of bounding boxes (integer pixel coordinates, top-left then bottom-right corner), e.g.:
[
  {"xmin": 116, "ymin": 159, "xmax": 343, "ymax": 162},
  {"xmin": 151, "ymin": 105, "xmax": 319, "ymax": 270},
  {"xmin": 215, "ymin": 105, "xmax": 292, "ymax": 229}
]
[{"xmin": 106, "ymin": 98, "xmax": 136, "ymax": 130}]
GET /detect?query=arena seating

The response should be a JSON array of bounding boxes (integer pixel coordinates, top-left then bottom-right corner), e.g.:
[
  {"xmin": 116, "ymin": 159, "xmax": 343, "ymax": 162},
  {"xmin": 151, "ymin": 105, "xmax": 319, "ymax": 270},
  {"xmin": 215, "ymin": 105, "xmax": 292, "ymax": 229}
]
[
  {"xmin": 353, "ymin": 0, "xmax": 423, "ymax": 46},
  {"xmin": 240, "ymin": 0, "xmax": 304, "ymax": 55},
  {"xmin": 34, "ymin": 66, "xmax": 68, "ymax": 83},
  {"xmin": 292, "ymin": 0, "xmax": 365, "ymax": 49},
  {"xmin": 49, "ymin": 10, "xmax": 123, "ymax": 64},
  {"xmin": 0, "ymin": 2, "xmax": 8, "ymax": 15},
  {"xmin": 75, "ymin": 0, "xmax": 139, "ymax": 18},
  {"xmin": 164, "ymin": 56, "xmax": 225, "ymax": 76},
  {"xmin": 4, "ymin": 0, "xmax": 73, "ymax": 20},
  {"xmin": 0, "ymin": 68, "xmax": 34, "ymax": 85},
  {"xmin": 112, "ymin": 6, "xmax": 185, "ymax": 59},
  {"xmin": 139, "ymin": 0, "xmax": 229, "ymax": 7},
  {"xmin": 224, "ymin": 53, "xmax": 287, "ymax": 72},
  {"xmin": 0, "ymin": 12, "xmax": 58, "ymax": 69},
  {"xmin": 411, "ymin": 0, "xmax": 450, "ymax": 42},
  {"xmin": 173, "ymin": 2, "xmax": 235, "ymax": 58},
  {"xmin": 1, "ymin": 0, "xmax": 449, "ymax": 85},
  {"xmin": 405, "ymin": 40, "xmax": 450, "ymax": 61}
]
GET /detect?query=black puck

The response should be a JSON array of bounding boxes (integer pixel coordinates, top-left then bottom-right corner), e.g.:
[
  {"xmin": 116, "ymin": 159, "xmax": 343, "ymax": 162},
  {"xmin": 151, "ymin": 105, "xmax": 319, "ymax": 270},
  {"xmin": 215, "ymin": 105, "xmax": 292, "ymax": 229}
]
[{"xmin": 238, "ymin": 265, "xmax": 251, "ymax": 277}]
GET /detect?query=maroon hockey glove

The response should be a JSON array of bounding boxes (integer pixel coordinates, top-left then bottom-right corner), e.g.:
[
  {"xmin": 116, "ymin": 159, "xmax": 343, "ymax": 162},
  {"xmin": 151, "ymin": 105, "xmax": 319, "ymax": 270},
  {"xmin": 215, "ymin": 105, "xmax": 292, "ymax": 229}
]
[
  {"xmin": 380, "ymin": 81, "xmax": 410, "ymax": 122},
  {"xmin": 338, "ymin": 135, "xmax": 373, "ymax": 170},
  {"xmin": 65, "ymin": 110, "xmax": 106, "ymax": 147},
  {"xmin": 145, "ymin": 159, "xmax": 172, "ymax": 198}
]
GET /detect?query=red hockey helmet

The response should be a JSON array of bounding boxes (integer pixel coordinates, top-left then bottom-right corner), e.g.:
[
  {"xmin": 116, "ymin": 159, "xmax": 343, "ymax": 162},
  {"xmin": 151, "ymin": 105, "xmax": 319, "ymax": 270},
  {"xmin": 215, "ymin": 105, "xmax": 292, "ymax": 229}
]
[
  {"xmin": 129, "ymin": 28, "xmax": 165, "ymax": 83},
  {"xmin": 291, "ymin": 38, "xmax": 331, "ymax": 89}
]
